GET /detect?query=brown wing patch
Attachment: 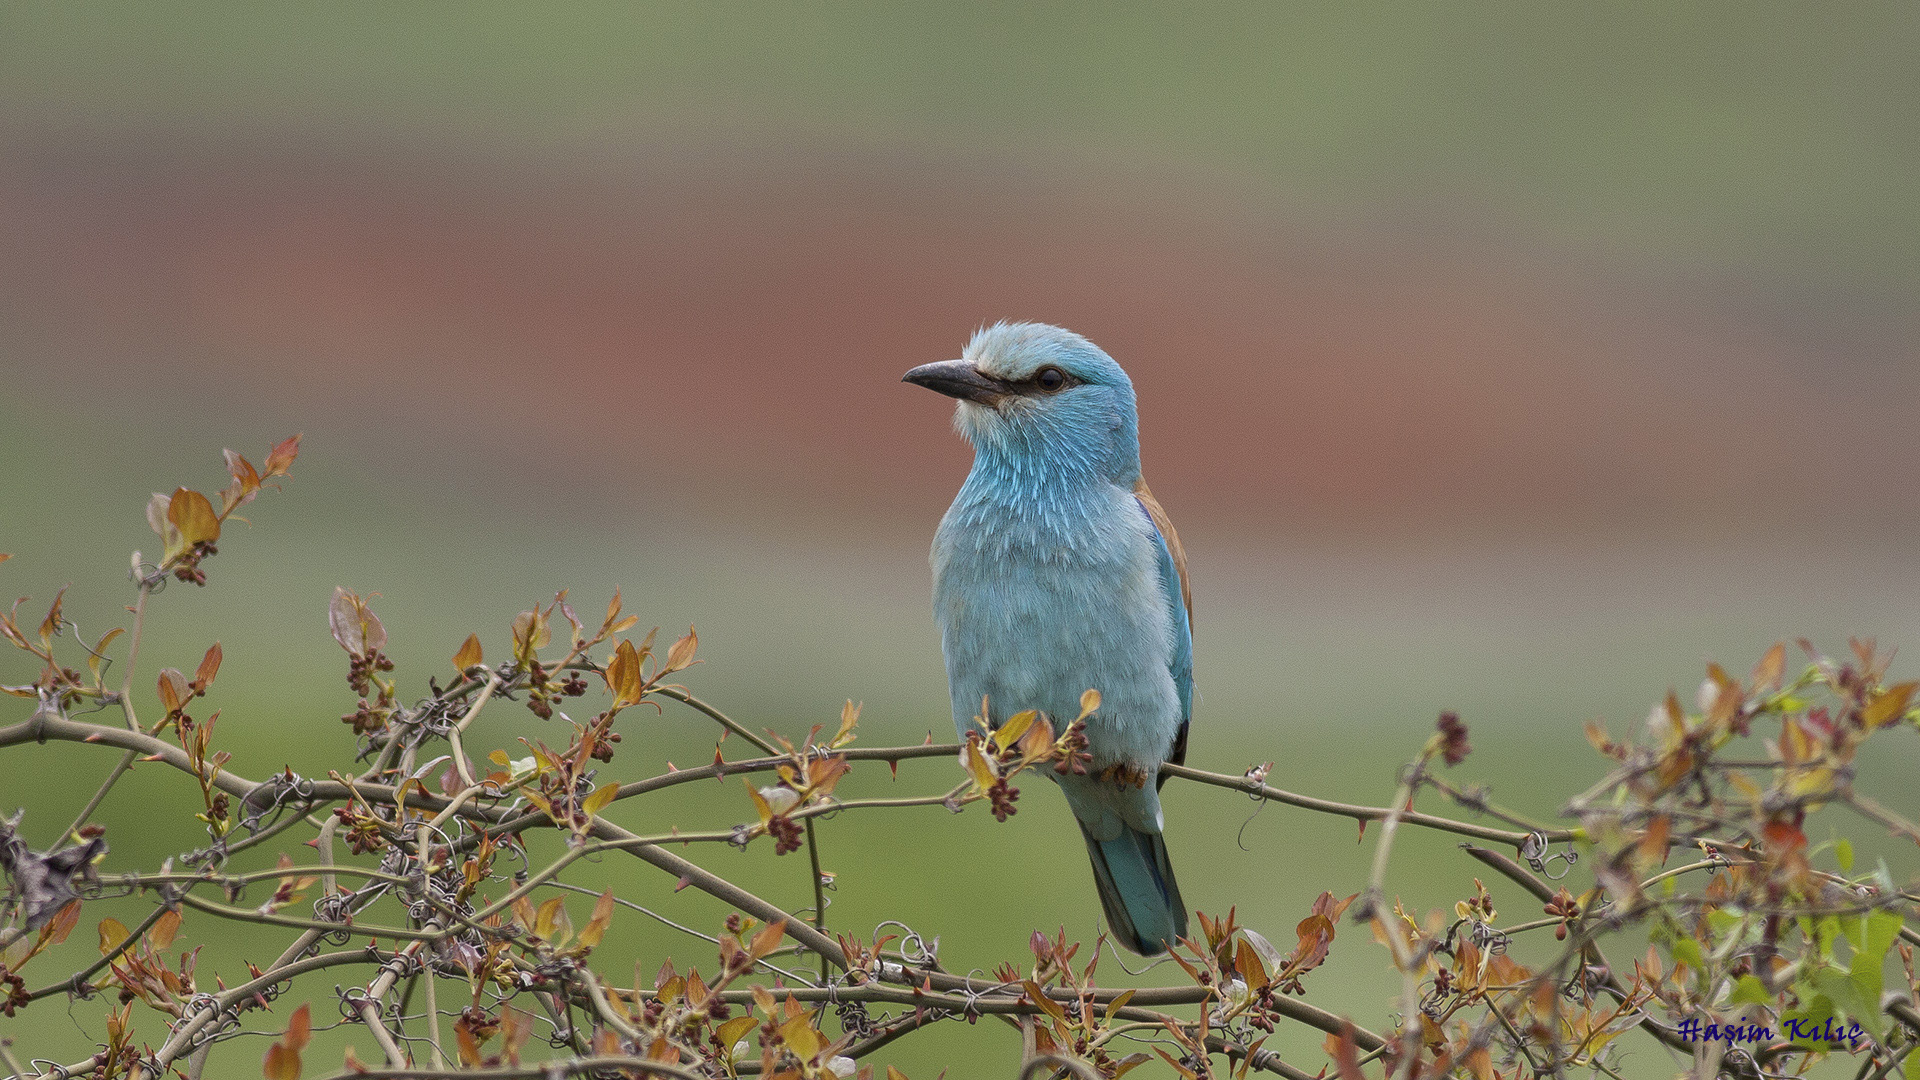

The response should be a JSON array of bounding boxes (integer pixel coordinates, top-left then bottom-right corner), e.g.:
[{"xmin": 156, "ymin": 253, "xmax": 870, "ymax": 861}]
[{"xmin": 1133, "ymin": 477, "xmax": 1191, "ymax": 628}]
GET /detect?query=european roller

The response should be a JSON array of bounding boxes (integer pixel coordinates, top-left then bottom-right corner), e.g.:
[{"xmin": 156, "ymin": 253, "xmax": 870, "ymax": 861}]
[{"xmin": 904, "ymin": 322, "xmax": 1191, "ymax": 956}]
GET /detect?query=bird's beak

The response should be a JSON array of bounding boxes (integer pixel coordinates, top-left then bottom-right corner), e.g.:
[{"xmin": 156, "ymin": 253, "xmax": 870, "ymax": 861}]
[{"xmin": 901, "ymin": 359, "xmax": 1013, "ymax": 406}]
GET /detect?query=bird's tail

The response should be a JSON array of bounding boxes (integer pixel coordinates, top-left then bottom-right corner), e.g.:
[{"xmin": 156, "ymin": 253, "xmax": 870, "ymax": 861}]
[{"xmin": 1078, "ymin": 820, "xmax": 1187, "ymax": 956}]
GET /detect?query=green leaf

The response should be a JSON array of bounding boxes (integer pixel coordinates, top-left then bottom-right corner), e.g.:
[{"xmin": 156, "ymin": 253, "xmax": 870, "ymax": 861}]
[
  {"xmin": 1835, "ymin": 837, "xmax": 1854, "ymax": 873},
  {"xmin": 1806, "ymin": 915, "xmax": 1842, "ymax": 962},
  {"xmin": 1860, "ymin": 910, "xmax": 1902, "ymax": 963},
  {"xmin": 1781, "ymin": 993, "xmax": 1839, "ymax": 1049},
  {"xmin": 1671, "ymin": 937, "xmax": 1706, "ymax": 974},
  {"xmin": 581, "ymin": 782, "xmax": 618, "ymax": 819},
  {"xmin": 1706, "ymin": 909, "xmax": 1744, "ymax": 938},
  {"xmin": 1812, "ymin": 969, "xmax": 1881, "ymax": 1041},
  {"xmin": 1727, "ymin": 975, "xmax": 1771, "ymax": 1007},
  {"xmin": 1837, "ymin": 909, "xmax": 1903, "ymax": 1041},
  {"xmin": 97, "ymin": 917, "xmax": 129, "ymax": 957}
]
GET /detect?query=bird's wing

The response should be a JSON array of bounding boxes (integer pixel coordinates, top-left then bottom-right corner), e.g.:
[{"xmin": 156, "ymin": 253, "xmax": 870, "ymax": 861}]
[
  {"xmin": 1132, "ymin": 479, "xmax": 1190, "ymax": 626},
  {"xmin": 1134, "ymin": 478, "xmax": 1193, "ymax": 768}
]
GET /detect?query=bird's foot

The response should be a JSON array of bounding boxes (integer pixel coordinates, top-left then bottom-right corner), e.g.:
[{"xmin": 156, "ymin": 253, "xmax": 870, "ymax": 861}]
[{"xmin": 1096, "ymin": 762, "xmax": 1151, "ymax": 789}]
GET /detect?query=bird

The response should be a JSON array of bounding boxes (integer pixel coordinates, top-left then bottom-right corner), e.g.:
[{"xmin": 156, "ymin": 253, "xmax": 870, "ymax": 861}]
[{"xmin": 903, "ymin": 322, "xmax": 1192, "ymax": 956}]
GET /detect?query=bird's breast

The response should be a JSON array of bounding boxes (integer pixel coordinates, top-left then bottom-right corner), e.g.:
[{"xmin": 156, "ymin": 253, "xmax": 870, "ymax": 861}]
[{"xmin": 930, "ymin": 484, "xmax": 1179, "ymax": 770}]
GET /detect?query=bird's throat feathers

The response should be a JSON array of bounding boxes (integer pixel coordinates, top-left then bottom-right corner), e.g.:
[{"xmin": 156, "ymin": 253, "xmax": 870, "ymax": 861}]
[{"xmin": 953, "ymin": 399, "xmax": 1141, "ymax": 526}]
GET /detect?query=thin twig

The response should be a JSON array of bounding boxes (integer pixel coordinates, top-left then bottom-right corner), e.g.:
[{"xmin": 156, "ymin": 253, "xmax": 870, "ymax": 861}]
[
  {"xmin": 1161, "ymin": 761, "xmax": 1571, "ymax": 847},
  {"xmin": 61, "ymin": 578, "xmax": 156, "ymax": 838},
  {"xmin": 653, "ymin": 686, "xmax": 780, "ymax": 755}
]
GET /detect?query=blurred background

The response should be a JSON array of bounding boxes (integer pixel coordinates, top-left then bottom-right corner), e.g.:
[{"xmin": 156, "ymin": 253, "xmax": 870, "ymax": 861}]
[{"xmin": 2, "ymin": 5, "xmax": 1917, "ymax": 1075}]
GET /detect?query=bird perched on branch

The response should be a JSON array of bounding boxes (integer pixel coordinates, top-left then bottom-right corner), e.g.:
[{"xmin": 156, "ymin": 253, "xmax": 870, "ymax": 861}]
[{"xmin": 904, "ymin": 322, "xmax": 1191, "ymax": 956}]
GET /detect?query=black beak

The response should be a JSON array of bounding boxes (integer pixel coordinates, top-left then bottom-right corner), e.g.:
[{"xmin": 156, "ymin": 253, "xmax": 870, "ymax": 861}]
[{"xmin": 902, "ymin": 359, "xmax": 1012, "ymax": 406}]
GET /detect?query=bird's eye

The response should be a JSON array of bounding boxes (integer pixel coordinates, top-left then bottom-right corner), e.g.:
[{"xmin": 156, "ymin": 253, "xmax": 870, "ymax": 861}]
[{"xmin": 1035, "ymin": 367, "xmax": 1068, "ymax": 393}]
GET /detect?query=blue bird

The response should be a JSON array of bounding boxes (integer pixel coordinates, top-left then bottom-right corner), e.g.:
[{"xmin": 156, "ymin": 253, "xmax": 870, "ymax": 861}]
[{"xmin": 904, "ymin": 322, "xmax": 1192, "ymax": 956}]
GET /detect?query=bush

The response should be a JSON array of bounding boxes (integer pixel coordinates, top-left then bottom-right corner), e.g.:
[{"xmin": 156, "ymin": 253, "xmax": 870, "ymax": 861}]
[{"xmin": 2, "ymin": 440, "xmax": 1917, "ymax": 1080}]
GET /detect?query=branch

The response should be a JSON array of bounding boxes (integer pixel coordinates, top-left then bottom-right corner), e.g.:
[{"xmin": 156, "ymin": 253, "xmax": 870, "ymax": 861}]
[
  {"xmin": 309, "ymin": 1057, "xmax": 708, "ymax": 1080},
  {"xmin": 1160, "ymin": 762, "xmax": 1570, "ymax": 847}
]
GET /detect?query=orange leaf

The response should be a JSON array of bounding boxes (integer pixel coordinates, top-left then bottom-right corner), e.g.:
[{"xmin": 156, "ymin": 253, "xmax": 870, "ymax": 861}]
[
  {"xmin": 1583, "ymin": 721, "xmax": 1619, "ymax": 757},
  {"xmin": 1234, "ymin": 937, "xmax": 1269, "ymax": 989},
  {"xmin": 284, "ymin": 1003, "xmax": 312, "ymax": 1052},
  {"xmin": 511, "ymin": 608, "xmax": 550, "ymax": 661},
  {"xmin": 1763, "ymin": 819, "xmax": 1806, "ymax": 851},
  {"xmin": 750, "ymin": 918, "xmax": 788, "ymax": 960},
  {"xmin": 219, "ymin": 451, "xmax": 261, "ymax": 514},
  {"xmin": 961, "ymin": 739, "xmax": 997, "ymax": 790},
  {"xmin": 582, "ymin": 781, "xmax": 619, "ymax": 820},
  {"xmin": 194, "ymin": 642, "xmax": 223, "ymax": 692},
  {"xmin": 499, "ymin": 1003, "xmax": 533, "ymax": 1065},
  {"xmin": 86, "ymin": 626, "xmax": 124, "ymax": 678},
  {"xmin": 1033, "ymin": 1023, "xmax": 1060, "ymax": 1056},
  {"xmin": 455, "ymin": 1018, "xmax": 482, "ymax": 1065},
  {"xmin": 150, "ymin": 909, "xmax": 182, "ymax": 949},
  {"xmin": 832, "ymin": 699, "xmax": 862, "ymax": 747},
  {"xmin": 1014, "ymin": 714, "xmax": 1056, "ymax": 763},
  {"xmin": 1023, "ymin": 980, "xmax": 1067, "ymax": 1024},
  {"xmin": 557, "ymin": 596, "xmax": 583, "ymax": 645},
  {"xmin": 686, "ymin": 968, "xmax": 710, "ymax": 1006},
  {"xmin": 1635, "ymin": 815, "xmax": 1671, "ymax": 867},
  {"xmin": 716, "ymin": 1015, "xmax": 757, "ymax": 1056},
  {"xmin": 1704, "ymin": 662, "xmax": 1741, "ymax": 727},
  {"xmin": 261, "ymin": 1042, "xmax": 300, "ymax": 1080},
  {"xmin": 777, "ymin": 1013, "xmax": 822, "ymax": 1061},
  {"xmin": 1155, "ymin": 1046, "xmax": 1200, "ymax": 1079},
  {"xmin": 1780, "ymin": 716, "xmax": 1816, "ymax": 764},
  {"xmin": 535, "ymin": 897, "xmax": 567, "ymax": 942},
  {"xmin": 511, "ymin": 896, "xmax": 538, "ymax": 934},
  {"xmin": 805, "ymin": 755, "xmax": 851, "ymax": 798},
  {"xmin": 578, "ymin": 890, "xmax": 616, "ymax": 949},
  {"xmin": 1751, "ymin": 642, "xmax": 1786, "ymax": 694},
  {"xmin": 746, "ymin": 780, "xmax": 775, "ymax": 825},
  {"xmin": 98, "ymin": 916, "xmax": 129, "ymax": 956},
  {"xmin": 664, "ymin": 626, "xmax": 699, "ymax": 673},
  {"xmin": 263, "ymin": 434, "xmax": 302, "ymax": 479},
  {"xmin": 1851, "ymin": 636, "xmax": 1885, "ymax": 680},
  {"xmin": 36, "ymin": 587, "xmax": 66, "ymax": 644},
  {"xmin": 166, "ymin": 488, "xmax": 221, "ymax": 547},
  {"xmin": 156, "ymin": 668, "xmax": 188, "ymax": 715},
  {"xmin": 1077, "ymin": 688, "xmax": 1101, "ymax": 720},
  {"xmin": 993, "ymin": 710, "xmax": 1037, "ymax": 752},
  {"xmin": 43, "ymin": 899, "xmax": 81, "ymax": 946},
  {"xmin": 451, "ymin": 633, "xmax": 483, "ymax": 672},
  {"xmin": 606, "ymin": 638, "xmax": 644, "ymax": 708},
  {"xmin": 1864, "ymin": 681, "xmax": 1917, "ymax": 729},
  {"xmin": 1329, "ymin": 1026, "xmax": 1367, "ymax": 1080}
]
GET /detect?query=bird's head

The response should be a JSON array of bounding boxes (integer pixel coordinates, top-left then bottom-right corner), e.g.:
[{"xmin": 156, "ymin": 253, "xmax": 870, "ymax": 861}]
[{"xmin": 903, "ymin": 322, "xmax": 1141, "ymax": 483}]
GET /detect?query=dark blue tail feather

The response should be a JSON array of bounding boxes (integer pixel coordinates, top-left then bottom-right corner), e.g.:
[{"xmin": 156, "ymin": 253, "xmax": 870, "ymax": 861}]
[{"xmin": 1078, "ymin": 821, "xmax": 1187, "ymax": 956}]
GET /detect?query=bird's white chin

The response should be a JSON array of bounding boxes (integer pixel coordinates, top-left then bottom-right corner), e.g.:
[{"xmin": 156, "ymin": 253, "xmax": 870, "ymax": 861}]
[{"xmin": 952, "ymin": 399, "xmax": 1006, "ymax": 445}]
